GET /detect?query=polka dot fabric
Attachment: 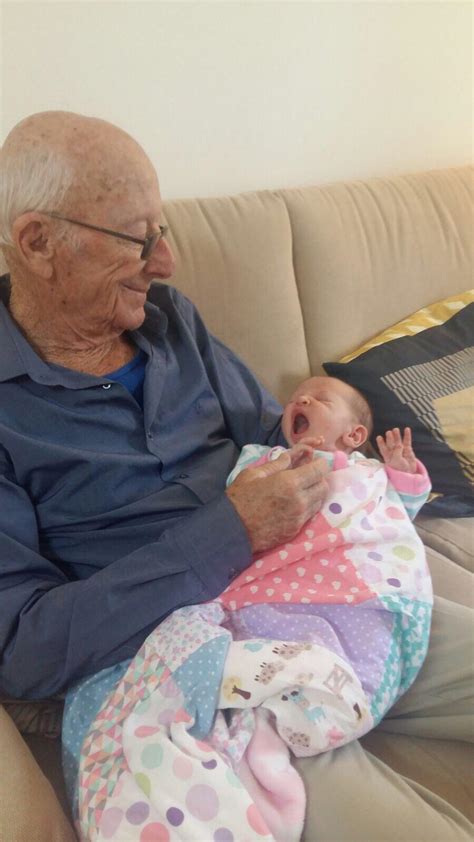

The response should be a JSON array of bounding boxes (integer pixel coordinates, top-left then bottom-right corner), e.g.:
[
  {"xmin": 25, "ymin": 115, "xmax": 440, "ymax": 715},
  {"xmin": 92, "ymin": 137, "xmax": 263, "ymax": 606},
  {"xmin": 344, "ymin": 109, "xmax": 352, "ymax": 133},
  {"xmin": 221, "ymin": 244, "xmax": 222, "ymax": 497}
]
[{"xmin": 221, "ymin": 448, "xmax": 432, "ymax": 611}]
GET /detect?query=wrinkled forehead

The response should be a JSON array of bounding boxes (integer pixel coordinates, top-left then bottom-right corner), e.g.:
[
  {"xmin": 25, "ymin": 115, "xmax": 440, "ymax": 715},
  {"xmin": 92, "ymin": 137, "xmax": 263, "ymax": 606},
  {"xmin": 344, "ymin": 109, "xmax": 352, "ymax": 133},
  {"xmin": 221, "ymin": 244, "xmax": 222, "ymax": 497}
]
[{"xmin": 71, "ymin": 134, "xmax": 161, "ymax": 222}]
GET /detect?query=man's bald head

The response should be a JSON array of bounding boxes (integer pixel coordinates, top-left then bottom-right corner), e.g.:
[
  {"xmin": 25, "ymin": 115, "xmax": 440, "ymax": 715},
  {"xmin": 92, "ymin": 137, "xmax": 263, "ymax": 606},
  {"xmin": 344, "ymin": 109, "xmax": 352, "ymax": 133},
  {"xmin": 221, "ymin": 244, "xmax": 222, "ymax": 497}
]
[{"xmin": 0, "ymin": 111, "xmax": 159, "ymax": 248}]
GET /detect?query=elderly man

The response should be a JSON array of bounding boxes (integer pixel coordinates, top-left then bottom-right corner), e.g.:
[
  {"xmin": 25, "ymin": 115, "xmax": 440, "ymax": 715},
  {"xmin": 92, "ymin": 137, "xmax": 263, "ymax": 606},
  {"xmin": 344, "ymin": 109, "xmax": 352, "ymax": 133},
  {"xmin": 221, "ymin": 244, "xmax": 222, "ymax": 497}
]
[
  {"xmin": 0, "ymin": 113, "xmax": 472, "ymax": 842},
  {"xmin": 0, "ymin": 111, "xmax": 330, "ymax": 702}
]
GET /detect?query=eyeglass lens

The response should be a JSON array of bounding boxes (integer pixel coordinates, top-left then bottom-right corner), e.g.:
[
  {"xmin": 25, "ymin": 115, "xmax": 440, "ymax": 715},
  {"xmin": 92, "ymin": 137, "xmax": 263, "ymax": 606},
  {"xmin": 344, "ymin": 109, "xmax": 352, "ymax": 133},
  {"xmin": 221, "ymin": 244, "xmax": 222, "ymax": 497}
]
[
  {"xmin": 141, "ymin": 233, "xmax": 159, "ymax": 260},
  {"xmin": 140, "ymin": 227, "xmax": 167, "ymax": 260}
]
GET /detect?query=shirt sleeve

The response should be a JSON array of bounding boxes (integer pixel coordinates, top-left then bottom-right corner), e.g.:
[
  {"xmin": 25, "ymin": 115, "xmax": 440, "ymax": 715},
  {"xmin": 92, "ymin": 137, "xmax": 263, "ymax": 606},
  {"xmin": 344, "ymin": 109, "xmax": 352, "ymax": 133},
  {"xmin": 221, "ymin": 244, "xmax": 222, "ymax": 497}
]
[
  {"xmin": 384, "ymin": 459, "xmax": 432, "ymax": 520},
  {"xmin": 0, "ymin": 451, "xmax": 253, "ymax": 701}
]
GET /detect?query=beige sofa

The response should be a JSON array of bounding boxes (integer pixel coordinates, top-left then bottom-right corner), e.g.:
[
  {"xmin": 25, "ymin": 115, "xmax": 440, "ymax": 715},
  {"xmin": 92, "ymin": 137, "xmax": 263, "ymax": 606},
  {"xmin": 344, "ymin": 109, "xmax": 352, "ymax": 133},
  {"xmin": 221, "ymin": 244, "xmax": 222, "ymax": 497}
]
[{"xmin": 1, "ymin": 165, "xmax": 472, "ymax": 840}]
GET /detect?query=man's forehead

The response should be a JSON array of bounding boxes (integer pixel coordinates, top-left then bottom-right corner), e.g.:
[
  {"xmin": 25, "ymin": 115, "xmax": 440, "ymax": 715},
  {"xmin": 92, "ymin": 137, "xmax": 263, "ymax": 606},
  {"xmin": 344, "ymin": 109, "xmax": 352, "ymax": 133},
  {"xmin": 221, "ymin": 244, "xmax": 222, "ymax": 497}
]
[{"xmin": 74, "ymin": 148, "xmax": 161, "ymax": 224}]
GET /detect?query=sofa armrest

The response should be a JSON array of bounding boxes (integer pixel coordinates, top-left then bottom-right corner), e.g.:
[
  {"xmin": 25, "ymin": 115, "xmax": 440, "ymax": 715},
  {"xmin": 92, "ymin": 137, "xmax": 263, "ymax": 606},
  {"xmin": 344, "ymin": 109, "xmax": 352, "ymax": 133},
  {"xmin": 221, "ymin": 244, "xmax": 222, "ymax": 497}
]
[{"xmin": 0, "ymin": 705, "xmax": 76, "ymax": 841}]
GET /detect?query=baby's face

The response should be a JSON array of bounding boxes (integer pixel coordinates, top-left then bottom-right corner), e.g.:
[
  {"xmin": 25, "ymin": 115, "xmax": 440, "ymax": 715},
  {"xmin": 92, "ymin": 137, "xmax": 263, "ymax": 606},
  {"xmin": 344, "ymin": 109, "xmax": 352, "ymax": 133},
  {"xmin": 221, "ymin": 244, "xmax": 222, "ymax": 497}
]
[{"xmin": 282, "ymin": 376, "xmax": 360, "ymax": 450}]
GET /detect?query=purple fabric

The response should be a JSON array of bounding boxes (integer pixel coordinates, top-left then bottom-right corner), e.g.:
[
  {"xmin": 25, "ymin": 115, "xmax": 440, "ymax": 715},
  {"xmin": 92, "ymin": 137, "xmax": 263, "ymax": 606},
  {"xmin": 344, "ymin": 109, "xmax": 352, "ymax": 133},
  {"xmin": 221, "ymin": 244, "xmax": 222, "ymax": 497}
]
[{"xmin": 225, "ymin": 600, "xmax": 393, "ymax": 700}]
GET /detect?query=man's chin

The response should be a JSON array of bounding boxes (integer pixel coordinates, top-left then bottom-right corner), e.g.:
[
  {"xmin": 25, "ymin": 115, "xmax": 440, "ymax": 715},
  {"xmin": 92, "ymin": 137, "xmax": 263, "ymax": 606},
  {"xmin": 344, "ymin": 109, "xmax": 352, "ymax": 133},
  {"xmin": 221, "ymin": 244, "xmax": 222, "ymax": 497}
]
[{"xmin": 116, "ymin": 305, "xmax": 147, "ymax": 333}]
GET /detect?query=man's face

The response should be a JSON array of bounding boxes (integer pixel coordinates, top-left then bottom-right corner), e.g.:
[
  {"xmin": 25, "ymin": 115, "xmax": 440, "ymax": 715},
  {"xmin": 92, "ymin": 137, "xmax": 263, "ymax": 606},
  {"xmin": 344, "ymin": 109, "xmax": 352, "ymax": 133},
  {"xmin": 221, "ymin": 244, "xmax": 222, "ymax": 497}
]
[
  {"xmin": 282, "ymin": 376, "xmax": 358, "ymax": 449},
  {"xmin": 52, "ymin": 152, "xmax": 175, "ymax": 338}
]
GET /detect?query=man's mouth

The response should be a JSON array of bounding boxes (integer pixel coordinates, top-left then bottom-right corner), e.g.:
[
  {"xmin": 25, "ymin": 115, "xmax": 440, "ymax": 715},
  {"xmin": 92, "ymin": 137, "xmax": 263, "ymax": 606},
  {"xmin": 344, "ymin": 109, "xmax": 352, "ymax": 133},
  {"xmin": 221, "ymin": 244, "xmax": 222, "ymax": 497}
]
[
  {"xmin": 122, "ymin": 284, "xmax": 148, "ymax": 296},
  {"xmin": 293, "ymin": 412, "xmax": 309, "ymax": 436}
]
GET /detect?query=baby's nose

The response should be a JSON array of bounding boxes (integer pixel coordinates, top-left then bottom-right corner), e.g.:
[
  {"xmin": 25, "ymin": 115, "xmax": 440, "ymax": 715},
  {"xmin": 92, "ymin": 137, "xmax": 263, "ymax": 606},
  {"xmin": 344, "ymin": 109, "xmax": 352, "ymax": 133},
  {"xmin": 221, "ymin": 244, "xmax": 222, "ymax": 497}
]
[{"xmin": 296, "ymin": 395, "xmax": 311, "ymax": 406}]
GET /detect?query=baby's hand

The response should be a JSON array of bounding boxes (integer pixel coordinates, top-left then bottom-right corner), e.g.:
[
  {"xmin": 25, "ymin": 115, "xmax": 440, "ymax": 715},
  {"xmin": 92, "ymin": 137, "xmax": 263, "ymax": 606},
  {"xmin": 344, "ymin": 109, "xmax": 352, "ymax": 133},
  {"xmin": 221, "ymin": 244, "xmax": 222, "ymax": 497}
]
[
  {"xmin": 298, "ymin": 435, "xmax": 325, "ymax": 450},
  {"xmin": 376, "ymin": 427, "xmax": 417, "ymax": 474},
  {"xmin": 288, "ymin": 437, "xmax": 324, "ymax": 468}
]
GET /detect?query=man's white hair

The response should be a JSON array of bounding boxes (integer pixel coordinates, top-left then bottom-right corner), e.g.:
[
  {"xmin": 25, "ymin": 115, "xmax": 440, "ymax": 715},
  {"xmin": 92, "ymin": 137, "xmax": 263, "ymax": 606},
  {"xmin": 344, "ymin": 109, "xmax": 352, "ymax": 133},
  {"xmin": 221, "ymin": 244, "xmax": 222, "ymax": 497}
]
[{"xmin": 0, "ymin": 144, "xmax": 75, "ymax": 248}]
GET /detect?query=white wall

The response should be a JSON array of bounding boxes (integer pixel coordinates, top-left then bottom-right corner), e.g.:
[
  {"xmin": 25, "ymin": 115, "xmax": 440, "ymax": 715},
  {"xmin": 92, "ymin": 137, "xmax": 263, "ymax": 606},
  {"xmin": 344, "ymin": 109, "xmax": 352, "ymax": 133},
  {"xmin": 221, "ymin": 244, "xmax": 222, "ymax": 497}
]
[{"xmin": 1, "ymin": 1, "xmax": 472, "ymax": 199}]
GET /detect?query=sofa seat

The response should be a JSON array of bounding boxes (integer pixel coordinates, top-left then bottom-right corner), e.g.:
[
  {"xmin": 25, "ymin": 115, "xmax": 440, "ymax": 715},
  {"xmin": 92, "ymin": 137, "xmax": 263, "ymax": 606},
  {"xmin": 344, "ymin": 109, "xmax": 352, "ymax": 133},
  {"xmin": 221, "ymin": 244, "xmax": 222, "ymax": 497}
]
[{"xmin": 416, "ymin": 516, "xmax": 474, "ymax": 574}]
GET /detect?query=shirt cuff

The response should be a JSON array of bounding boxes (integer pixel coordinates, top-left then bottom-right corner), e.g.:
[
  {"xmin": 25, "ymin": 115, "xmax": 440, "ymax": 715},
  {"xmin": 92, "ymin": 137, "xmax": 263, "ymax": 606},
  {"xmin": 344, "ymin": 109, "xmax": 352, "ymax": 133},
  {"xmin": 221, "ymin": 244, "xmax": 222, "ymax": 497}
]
[
  {"xmin": 172, "ymin": 493, "xmax": 253, "ymax": 599},
  {"xmin": 384, "ymin": 459, "xmax": 431, "ymax": 495}
]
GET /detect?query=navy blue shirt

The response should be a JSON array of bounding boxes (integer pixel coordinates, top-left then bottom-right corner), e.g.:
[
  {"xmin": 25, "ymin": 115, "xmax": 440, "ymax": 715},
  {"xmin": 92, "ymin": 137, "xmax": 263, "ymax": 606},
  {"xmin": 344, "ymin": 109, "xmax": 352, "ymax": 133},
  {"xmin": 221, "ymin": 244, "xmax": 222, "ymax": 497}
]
[{"xmin": 0, "ymin": 276, "xmax": 284, "ymax": 698}]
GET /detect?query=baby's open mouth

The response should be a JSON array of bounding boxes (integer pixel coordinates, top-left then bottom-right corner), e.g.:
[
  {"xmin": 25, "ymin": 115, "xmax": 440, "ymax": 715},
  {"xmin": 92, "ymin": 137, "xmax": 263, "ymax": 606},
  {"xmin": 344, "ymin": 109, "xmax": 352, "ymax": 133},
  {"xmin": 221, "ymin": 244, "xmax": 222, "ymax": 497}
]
[{"xmin": 293, "ymin": 413, "xmax": 309, "ymax": 435}]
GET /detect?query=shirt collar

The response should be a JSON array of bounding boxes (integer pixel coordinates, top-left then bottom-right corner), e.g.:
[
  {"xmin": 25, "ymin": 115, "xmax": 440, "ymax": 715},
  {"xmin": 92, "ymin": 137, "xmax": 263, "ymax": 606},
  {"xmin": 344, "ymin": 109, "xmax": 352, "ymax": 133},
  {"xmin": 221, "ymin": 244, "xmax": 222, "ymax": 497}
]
[{"xmin": 0, "ymin": 274, "xmax": 168, "ymax": 387}]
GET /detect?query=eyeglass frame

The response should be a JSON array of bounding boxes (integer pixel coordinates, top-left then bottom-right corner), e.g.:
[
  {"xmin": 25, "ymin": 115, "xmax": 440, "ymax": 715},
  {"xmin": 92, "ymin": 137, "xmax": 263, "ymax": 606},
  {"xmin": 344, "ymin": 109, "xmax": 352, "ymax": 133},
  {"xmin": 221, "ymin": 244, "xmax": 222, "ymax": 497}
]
[{"xmin": 42, "ymin": 211, "xmax": 168, "ymax": 261}]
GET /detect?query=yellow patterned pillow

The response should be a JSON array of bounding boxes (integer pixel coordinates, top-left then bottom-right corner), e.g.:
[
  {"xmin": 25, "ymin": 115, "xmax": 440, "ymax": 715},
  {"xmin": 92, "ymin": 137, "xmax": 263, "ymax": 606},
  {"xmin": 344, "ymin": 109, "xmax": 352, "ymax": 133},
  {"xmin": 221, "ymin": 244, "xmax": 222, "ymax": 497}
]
[
  {"xmin": 340, "ymin": 290, "xmax": 474, "ymax": 362},
  {"xmin": 324, "ymin": 291, "xmax": 474, "ymax": 517}
]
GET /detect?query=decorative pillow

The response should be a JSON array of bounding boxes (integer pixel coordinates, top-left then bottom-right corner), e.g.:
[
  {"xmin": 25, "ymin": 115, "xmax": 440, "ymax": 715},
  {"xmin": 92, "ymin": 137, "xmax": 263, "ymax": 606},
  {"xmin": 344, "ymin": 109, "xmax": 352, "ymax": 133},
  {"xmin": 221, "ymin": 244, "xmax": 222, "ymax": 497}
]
[{"xmin": 324, "ymin": 291, "xmax": 474, "ymax": 517}]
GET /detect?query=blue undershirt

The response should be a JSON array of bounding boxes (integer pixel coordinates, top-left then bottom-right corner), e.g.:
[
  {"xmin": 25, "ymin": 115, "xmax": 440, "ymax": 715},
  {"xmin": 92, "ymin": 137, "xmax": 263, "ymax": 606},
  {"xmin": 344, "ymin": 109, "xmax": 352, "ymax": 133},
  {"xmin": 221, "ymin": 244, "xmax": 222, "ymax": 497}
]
[{"xmin": 106, "ymin": 349, "xmax": 147, "ymax": 408}]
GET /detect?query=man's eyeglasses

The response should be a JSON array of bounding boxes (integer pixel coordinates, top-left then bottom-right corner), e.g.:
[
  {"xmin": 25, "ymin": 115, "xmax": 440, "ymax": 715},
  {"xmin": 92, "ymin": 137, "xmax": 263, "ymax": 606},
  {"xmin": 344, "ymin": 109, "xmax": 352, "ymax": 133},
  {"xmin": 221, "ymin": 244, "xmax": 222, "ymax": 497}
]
[{"xmin": 43, "ymin": 212, "xmax": 168, "ymax": 260}]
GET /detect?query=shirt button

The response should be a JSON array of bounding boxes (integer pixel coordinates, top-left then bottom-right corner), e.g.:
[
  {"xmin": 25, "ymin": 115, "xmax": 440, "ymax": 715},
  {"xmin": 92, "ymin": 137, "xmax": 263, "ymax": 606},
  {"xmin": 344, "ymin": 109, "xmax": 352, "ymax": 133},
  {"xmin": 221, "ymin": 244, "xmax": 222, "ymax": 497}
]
[
  {"xmin": 228, "ymin": 568, "xmax": 238, "ymax": 580},
  {"xmin": 179, "ymin": 473, "xmax": 189, "ymax": 479},
  {"xmin": 102, "ymin": 384, "xmax": 112, "ymax": 390},
  {"xmin": 147, "ymin": 431, "xmax": 153, "ymax": 439}
]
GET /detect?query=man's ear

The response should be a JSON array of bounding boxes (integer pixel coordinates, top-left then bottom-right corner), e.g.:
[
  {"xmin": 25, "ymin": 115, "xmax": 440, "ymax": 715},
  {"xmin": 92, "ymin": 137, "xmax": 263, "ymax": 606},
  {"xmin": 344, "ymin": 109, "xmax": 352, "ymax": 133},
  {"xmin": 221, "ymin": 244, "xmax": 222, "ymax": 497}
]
[
  {"xmin": 342, "ymin": 424, "xmax": 368, "ymax": 449},
  {"xmin": 11, "ymin": 213, "xmax": 56, "ymax": 279}
]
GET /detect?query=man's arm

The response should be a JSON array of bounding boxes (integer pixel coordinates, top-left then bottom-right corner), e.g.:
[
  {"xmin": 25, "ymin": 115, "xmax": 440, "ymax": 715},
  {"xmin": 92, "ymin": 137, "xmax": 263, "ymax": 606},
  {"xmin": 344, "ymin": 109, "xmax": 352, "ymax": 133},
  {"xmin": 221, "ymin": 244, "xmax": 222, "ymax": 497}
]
[
  {"xmin": 0, "ymin": 461, "xmax": 252, "ymax": 699},
  {"xmin": 0, "ymin": 450, "xmax": 328, "ymax": 699}
]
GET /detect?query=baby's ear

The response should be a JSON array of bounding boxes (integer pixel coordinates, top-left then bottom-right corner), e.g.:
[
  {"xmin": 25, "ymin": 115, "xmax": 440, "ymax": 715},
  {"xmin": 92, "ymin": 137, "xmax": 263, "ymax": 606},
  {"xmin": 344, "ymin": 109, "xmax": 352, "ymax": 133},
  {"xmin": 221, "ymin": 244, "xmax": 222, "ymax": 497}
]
[{"xmin": 342, "ymin": 424, "xmax": 368, "ymax": 449}]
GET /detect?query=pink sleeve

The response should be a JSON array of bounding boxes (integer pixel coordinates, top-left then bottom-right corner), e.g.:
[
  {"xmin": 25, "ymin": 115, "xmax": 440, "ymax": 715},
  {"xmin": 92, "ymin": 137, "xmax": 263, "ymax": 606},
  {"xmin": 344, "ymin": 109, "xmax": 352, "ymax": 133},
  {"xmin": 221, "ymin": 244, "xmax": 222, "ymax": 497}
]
[
  {"xmin": 332, "ymin": 451, "xmax": 349, "ymax": 470},
  {"xmin": 384, "ymin": 459, "xmax": 431, "ymax": 496}
]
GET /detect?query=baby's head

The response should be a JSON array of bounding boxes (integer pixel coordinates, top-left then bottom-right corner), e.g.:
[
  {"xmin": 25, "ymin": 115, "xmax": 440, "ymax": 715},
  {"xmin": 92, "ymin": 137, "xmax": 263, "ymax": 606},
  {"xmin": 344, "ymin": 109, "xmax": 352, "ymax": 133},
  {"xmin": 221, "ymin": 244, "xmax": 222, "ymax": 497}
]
[{"xmin": 282, "ymin": 376, "xmax": 373, "ymax": 453}]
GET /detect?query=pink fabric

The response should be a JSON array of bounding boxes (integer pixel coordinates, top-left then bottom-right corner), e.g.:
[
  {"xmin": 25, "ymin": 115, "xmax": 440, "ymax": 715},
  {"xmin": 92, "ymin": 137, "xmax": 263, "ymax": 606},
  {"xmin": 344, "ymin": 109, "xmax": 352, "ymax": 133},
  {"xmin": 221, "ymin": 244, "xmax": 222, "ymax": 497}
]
[
  {"xmin": 236, "ymin": 711, "xmax": 306, "ymax": 842},
  {"xmin": 385, "ymin": 459, "xmax": 431, "ymax": 495}
]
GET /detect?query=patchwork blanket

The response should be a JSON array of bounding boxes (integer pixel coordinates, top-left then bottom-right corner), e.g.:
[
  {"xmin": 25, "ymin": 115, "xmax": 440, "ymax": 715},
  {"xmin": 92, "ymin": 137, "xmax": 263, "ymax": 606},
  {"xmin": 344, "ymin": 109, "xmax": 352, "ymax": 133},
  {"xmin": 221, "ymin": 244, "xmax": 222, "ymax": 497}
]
[{"xmin": 76, "ymin": 448, "xmax": 432, "ymax": 842}]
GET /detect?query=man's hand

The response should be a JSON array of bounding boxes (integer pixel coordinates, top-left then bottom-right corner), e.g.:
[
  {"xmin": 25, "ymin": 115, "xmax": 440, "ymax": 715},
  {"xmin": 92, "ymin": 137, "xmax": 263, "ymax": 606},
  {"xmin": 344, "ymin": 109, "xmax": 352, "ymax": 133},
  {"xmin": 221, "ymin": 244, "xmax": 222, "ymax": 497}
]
[
  {"xmin": 376, "ymin": 427, "xmax": 417, "ymax": 474},
  {"xmin": 226, "ymin": 448, "xmax": 329, "ymax": 553}
]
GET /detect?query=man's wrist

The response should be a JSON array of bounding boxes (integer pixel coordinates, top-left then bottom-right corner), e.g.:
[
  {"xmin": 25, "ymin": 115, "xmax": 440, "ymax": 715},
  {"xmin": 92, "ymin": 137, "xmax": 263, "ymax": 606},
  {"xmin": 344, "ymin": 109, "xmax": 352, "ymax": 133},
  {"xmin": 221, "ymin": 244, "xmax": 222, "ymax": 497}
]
[{"xmin": 173, "ymin": 493, "xmax": 253, "ymax": 595}]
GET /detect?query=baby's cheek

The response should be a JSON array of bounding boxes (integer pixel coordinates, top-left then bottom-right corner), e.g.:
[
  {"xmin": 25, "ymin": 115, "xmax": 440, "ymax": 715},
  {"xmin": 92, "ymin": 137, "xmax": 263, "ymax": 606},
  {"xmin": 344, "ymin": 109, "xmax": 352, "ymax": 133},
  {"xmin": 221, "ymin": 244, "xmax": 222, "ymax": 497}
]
[{"xmin": 281, "ymin": 412, "xmax": 293, "ymax": 444}]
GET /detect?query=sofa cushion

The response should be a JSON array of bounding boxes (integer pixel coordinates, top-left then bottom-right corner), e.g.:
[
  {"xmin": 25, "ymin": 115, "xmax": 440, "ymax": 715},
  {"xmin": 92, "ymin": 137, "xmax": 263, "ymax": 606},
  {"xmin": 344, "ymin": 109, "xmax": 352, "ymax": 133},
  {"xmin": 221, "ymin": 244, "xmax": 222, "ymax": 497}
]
[
  {"xmin": 416, "ymin": 515, "xmax": 474, "ymax": 573},
  {"xmin": 424, "ymin": 545, "xmax": 473, "ymax": 609},
  {"xmin": 279, "ymin": 166, "xmax": 473, "ymax": 368},
  {"xmin": 324, "ymin": 291, "xmax": 474, "ymax": 516},
  {"xmin": 163, "ymin": 191, "xmax": 311, "ymax": 403}
]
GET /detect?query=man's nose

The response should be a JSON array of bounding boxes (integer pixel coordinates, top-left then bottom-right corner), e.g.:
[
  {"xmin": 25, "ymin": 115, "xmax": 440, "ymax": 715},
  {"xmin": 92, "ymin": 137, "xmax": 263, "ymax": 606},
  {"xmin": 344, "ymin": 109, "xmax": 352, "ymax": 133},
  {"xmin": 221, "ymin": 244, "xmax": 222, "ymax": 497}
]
[{"xmin": 143, "ymin": 236, "xmax": 176, "ymax": 279}]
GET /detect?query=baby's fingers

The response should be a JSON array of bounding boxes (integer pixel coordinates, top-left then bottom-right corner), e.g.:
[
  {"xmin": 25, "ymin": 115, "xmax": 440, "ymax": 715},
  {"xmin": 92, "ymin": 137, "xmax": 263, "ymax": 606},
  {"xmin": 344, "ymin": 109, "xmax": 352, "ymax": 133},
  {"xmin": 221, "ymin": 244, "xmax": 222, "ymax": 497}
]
[
  {"xmin": 289, "ymin": 443, "xmax": 316, "ymax": 468},
  {"xmin": 388, "ymin": 428, "xmax": 403, "ymax": 448},
  {"xmin": 376, "ymin": 434, "xmax": 389, "ymax": 458},
  {"xmin": 402, "ymin": 427, "xmax": 413, "ymax": 450}
]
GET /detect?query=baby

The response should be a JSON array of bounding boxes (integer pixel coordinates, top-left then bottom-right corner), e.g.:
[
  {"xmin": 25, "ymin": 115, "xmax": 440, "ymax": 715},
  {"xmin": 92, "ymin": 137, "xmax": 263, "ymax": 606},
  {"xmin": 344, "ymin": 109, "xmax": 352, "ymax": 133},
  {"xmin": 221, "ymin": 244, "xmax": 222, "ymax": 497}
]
[{"xmin": 220, "ymin": 373, "xmax": 433, "ymax": 747}]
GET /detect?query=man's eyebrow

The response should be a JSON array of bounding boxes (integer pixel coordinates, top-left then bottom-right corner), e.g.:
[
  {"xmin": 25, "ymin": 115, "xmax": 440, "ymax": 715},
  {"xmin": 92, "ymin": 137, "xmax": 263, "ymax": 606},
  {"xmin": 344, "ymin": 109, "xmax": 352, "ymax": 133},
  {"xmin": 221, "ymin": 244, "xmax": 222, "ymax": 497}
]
[{"xmin": 126, "ymin": 214, "xmax": 163, "ymax": 232}]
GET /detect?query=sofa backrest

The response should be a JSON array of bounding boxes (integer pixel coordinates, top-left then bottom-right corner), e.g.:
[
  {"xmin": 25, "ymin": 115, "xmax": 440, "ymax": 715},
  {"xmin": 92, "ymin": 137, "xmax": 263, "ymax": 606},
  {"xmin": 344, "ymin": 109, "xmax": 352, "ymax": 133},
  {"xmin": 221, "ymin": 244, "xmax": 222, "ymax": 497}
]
[{"xmin": 164, "ymin": 166, "xmax": 473, "ymax": 402}]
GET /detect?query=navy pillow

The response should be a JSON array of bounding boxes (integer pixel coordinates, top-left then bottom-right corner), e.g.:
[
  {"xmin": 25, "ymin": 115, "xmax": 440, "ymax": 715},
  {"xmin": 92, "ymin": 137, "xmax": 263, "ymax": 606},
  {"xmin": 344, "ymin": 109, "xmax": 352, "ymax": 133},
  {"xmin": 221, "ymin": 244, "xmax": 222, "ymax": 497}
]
[{"xmin": 324, "ymin": 303, "xmax": 474, "ymax": 517}]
